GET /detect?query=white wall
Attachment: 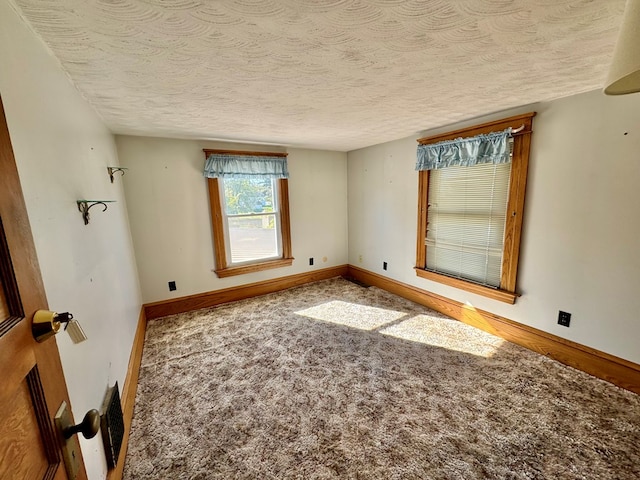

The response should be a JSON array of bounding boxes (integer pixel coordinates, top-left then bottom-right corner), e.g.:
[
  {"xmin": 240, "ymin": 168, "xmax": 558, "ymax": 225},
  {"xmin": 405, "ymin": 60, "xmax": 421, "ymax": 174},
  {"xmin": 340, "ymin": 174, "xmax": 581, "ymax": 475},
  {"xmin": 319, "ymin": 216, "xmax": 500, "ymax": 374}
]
[
  {"xmin": 348, "ymin": 89, "xmax": 640, "ymax": 365},
  {"xmin": 116, "ymin": 136, "xmax": 348, "ymax": 303},
  {"xmin": 0, "ymin": 3, "xmax": 142, "ymax": 478}
]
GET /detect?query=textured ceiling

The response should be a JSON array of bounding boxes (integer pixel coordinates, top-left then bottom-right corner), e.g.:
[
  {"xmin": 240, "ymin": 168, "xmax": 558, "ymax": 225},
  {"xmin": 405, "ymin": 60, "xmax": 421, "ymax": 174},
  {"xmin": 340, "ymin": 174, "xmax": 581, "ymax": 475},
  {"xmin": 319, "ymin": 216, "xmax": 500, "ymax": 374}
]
[{"xmin": 11, "ymin": 0, "xmax": 625, "ymax": 151}]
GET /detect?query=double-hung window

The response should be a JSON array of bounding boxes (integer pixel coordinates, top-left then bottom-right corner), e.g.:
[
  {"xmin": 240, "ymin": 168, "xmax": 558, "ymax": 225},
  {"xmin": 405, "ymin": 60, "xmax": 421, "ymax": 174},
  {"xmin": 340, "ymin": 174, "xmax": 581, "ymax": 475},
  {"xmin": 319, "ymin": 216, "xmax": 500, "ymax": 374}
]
[
  {"xmin": 415, "ymin": 113, "xmax": 535, "ymax": 304},
  {"xmin": 204, "ymin": 149, "xmax": 293, "ymax": 278}
]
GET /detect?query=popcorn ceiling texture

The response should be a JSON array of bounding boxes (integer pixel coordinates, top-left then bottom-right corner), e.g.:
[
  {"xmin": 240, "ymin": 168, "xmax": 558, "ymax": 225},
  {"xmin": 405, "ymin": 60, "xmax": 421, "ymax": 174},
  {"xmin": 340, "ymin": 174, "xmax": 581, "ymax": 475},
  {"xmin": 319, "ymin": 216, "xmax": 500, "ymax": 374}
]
[
  {"xmin": 11, "ymin": 0, "xmax": 625, "ymax": 151},
  {"xmin": 124, "ymin": 278, "xmax": 640, "ymax": 479}
]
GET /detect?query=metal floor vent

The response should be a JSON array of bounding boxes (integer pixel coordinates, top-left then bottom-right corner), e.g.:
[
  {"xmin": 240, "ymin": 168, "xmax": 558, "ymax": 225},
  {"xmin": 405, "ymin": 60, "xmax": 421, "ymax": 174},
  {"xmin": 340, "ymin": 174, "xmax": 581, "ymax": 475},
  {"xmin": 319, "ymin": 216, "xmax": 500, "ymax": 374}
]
[{"xmin": 101, "ymin": 382, "xmax": 125, "ymax": 469}]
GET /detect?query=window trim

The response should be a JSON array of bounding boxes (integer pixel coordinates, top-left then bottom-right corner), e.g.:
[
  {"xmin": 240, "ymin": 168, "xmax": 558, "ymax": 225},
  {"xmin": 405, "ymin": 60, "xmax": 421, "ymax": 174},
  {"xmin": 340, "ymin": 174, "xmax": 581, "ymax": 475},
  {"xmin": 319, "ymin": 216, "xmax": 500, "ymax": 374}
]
[
  {"xmin": 205, "ymin": 149, "xmax": 293, "ymax": 278},
  {"xmin": 415, "ymin": 112, "xmax": 535, "ymax": 304}
]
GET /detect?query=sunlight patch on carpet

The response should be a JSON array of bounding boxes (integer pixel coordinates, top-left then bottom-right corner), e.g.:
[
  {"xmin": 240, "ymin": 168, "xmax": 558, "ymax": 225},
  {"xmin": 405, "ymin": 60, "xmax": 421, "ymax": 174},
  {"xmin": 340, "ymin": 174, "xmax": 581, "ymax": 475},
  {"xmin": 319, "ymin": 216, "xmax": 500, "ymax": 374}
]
[
  {"xmin": 380, "ymin": 314, "xmax": 505, "ymax": 357},
  {"xmin": 295, "ymin": 300, "xmax": 406, "ymax": 330}
]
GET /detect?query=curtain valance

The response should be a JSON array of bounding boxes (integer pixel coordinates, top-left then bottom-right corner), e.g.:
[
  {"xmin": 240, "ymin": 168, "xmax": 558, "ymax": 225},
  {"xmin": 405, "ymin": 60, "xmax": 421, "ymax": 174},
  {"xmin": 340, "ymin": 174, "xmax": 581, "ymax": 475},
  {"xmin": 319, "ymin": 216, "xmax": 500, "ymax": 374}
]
[
  {"xmin": 204, "ymin": 153, "xmax": 289, "ymax": 179},
  {"xmin": 416, "ymin": 128, "xmax": 512, "ymax": 171}
]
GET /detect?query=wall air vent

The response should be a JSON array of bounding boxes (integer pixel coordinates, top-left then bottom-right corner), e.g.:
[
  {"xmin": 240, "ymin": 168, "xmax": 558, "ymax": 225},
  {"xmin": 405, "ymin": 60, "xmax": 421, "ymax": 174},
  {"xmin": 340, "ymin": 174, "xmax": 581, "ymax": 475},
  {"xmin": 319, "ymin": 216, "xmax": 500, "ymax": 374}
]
[{"xmin": 101, "ymin": 382, "xmax": 125, "ymax": 469}]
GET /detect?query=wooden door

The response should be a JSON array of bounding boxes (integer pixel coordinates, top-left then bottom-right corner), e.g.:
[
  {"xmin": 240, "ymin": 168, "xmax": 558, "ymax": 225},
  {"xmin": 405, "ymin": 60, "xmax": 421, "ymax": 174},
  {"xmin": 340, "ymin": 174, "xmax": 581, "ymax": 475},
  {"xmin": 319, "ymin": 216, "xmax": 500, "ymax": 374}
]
[{"xmin": 0, "ymin": 96, "xmax": 87, "ymax": 480}]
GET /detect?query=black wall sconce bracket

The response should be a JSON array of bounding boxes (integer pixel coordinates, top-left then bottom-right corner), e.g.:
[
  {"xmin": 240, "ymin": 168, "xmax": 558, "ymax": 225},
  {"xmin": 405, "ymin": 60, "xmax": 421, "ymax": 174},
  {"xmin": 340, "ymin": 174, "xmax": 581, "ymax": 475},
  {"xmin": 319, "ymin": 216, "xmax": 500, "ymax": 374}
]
[
  {"xmin": 107, "ymin": 167, "xmax": 128, "ymax": 183},
  {"xmin": 77, "ymin": 200, "xmax": 115, "ymax": 225}
]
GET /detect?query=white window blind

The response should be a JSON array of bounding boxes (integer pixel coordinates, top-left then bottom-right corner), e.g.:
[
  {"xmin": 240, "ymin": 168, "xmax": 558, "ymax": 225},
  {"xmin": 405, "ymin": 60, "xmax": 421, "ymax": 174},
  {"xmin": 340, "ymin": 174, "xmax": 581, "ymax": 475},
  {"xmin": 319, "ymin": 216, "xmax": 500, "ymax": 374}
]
[{"xmin": 426, "ymin": 161, "xmax": 511, "ymax": 287}]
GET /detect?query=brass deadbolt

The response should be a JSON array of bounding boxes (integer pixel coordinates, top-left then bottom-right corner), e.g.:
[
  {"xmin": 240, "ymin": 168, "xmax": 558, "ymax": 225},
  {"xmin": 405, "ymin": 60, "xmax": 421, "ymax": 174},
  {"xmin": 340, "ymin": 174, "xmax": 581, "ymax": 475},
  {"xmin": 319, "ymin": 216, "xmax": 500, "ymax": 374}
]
[{"xmin": 32, "ymin": 310, "xmax": 73, "ymax": 342}]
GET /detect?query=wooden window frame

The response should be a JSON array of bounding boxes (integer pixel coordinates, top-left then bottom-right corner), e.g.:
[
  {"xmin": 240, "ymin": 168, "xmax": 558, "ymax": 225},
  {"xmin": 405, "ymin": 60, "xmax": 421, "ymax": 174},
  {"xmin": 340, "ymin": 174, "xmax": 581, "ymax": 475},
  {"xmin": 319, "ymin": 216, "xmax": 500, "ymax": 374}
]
[
  {"xmin": 415, "ymin": 112, "xmax": 535, "ymax": 304},
  {"xmin": 204, "ymin": 149, "xmax": 293, "ymax": 278}
]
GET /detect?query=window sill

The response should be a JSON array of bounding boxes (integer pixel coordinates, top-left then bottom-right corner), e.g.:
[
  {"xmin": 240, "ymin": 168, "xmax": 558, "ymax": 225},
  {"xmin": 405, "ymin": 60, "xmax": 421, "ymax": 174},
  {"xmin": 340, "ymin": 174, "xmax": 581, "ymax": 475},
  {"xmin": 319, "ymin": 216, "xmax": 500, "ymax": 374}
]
[
  {"xmin": 414, "ymin": 268, "xmax": 518, "ymax": 304},
  {"xmin": 215, "ymin": 257, "xmax": 294, "ymax": 278}
]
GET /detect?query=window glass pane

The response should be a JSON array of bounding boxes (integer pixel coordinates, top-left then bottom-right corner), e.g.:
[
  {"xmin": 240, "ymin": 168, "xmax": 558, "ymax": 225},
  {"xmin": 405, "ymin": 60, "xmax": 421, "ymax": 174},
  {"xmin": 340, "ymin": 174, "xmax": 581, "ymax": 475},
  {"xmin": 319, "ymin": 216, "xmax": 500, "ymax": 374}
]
[
  {"xmin": 228, "ymin": 214, "xmax": 279, "ymax": 263},
  {"xmin": 223, "ymin": 178, "xmax": 275, "ymax": 215}
]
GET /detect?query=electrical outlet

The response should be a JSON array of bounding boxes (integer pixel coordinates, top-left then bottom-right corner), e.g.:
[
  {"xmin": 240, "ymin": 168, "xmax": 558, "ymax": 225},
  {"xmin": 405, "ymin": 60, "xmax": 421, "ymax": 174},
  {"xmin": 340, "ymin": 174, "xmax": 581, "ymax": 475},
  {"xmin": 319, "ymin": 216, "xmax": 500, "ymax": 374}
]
[
  {"xmin": 309, "ymin": 257, "xmax": 314, "ymax": 266},
  {"xmin": 558, "ymin": 311, "xmax": 571, "ymax": 327},
  {"xmin": 168, "ymin": 281, "xmax": 176, "ymax": 291},
  {"xmin": 383, "ymin": 261, "xmax": 388, "ymax": 270},
  {"xmin": 358, "ymin": 255, "xmax": 363, "ymax": 263}
]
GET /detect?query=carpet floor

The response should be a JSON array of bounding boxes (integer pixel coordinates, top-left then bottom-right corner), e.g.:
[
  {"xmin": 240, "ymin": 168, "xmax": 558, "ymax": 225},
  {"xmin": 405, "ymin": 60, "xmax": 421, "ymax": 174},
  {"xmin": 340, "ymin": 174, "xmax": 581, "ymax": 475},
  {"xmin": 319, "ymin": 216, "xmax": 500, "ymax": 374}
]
[{"xmin": 124, "ymin": 278, "xmax": 640, "ymax": 479}]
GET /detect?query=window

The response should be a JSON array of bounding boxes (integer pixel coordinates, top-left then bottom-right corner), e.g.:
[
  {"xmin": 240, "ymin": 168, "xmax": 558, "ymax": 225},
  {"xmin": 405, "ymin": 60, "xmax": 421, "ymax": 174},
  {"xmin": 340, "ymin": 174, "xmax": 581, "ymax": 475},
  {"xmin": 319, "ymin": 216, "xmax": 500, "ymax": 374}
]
[
  {"xmin": 205, "ymin": 149, "xmax": 293, "ymax": 278},
  {"xmin": 415, "ymin": 113, "xmax": 535, "ymax": 304}
]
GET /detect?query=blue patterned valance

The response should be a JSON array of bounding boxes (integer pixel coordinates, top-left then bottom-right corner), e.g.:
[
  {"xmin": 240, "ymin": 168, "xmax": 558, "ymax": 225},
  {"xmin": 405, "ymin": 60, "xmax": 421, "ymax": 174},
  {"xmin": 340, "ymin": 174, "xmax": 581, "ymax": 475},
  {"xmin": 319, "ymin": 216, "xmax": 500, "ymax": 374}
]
[
  {"xmin": 204, "ymin": 153, "xmax": 289, "ymax": 179},
  {"xmin": 416, "ymin": 128, "xmax": 512, "ymax": 171}
]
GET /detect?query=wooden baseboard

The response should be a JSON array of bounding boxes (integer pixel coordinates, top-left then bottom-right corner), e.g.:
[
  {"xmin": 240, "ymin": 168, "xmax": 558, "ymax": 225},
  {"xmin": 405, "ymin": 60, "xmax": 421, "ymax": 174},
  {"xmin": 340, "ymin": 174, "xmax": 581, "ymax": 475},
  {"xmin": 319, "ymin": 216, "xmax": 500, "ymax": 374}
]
[
  {"xmin": 144, "ymin": 265, "xmax": 349, "ymax": 320},
  {"xmin": 107, "ymin": 307, "xmax": 147, "ymax": 480},
  {"xmin": 347, "ymin": 265, "xmax": 640, "ymax": 395}
]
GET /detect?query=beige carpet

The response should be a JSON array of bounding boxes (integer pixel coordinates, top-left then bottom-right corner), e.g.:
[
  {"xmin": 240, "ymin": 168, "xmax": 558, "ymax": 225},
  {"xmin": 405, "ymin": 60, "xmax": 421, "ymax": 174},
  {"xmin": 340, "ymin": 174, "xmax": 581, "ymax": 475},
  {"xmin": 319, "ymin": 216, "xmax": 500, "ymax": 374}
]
[{"xmin": 124, "ymin": 278, "xmax": 640, "ymax": 479}]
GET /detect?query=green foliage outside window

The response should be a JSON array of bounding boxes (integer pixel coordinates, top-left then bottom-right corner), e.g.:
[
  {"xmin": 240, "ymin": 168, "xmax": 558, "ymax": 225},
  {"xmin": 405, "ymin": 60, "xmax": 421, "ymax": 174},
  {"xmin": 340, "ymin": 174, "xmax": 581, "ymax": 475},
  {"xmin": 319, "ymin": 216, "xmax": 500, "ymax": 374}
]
[
  {"xmin": 224, "ymin": 177, "xmax": 276, "ymax": 229},
  {"xmin": 224, "ymin": 177, "xmax": 274, "ymax": 215}
]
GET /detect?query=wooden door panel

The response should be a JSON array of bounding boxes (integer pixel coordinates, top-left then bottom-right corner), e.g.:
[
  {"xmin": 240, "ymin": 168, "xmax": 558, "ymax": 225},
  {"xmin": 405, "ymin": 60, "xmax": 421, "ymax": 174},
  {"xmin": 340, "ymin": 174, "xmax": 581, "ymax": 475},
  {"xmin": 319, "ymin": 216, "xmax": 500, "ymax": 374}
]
[
  {"xmin": 0, "ymin": 216, "xmax": 23, "ymax": 337},
  {"xmin": 0, "ymin": 95, "xmax": 86, "ymax": 480},
  {"xmin": 0, "ymin": 261, "xmax": 60, "ymax": 480},
  {"xmin": 1, "ymin": 376, "xmax": 53, "ymax": 480}
]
